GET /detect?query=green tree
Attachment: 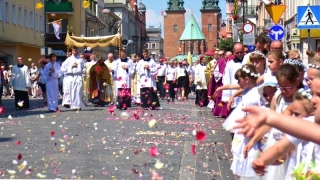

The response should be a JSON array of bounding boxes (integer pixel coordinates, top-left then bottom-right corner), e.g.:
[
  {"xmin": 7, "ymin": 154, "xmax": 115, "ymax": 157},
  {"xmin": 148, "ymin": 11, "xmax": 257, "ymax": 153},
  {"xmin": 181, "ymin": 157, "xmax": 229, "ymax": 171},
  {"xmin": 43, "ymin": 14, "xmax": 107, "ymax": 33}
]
[{"xmin": 218, "ymin": 38, "xmax": 234, "ymax": 51}]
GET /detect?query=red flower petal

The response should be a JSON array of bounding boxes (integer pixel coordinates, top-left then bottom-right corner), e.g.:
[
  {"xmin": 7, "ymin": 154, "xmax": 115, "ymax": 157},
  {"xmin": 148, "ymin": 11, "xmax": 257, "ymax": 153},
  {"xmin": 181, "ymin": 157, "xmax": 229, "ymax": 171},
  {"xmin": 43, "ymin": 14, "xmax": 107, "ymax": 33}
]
[
  {"xmin": 51, "ymin": 131, "xmax": 55, "ymax": 136},
  {"xmin": 191, "ymin": 144, "xmax": 196, "ymax": 155},
  {"xmin": 108, "ymin": 106, "xmax": 115, "ymax": 114},
  {"xmin": 16, "ymin": 140, "xmax": 21, "ymax": 146},
  {"xmin": 0, "ymin": 106, "xmax": 6, "ymax": 114},
  {"xmin": 195, "ymin": 131, "xmax": 207, "ymax": 141},
  {"xmin": 149, "ymin": 146, "xmax": 159, "ymax": 157},
  {"xmin": 17, "ymin": 153, "xmax": 22, "ymax": 161}
]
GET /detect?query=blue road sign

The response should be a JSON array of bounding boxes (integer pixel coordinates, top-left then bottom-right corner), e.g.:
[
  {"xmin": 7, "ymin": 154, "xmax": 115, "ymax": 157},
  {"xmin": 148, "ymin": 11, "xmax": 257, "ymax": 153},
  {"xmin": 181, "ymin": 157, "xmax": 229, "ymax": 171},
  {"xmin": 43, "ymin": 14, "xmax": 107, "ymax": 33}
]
[
  {"xmin": 297, "ymin": 6, "xmax": 320, "ymax": 29},
  {"xmin": 268, "ymin": 25, "xmax": 285, "ymax": 41}
]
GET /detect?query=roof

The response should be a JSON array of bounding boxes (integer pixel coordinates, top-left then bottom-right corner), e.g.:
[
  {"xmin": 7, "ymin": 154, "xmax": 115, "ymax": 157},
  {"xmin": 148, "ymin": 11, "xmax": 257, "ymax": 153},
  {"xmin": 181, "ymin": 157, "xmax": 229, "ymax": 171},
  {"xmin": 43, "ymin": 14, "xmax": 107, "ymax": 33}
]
[
  {"xmin": 179, "ymin": 14, "xmax": 205, "ymax": 41},
  {"xmin": 146, "ymin": 26, "xmax": 161, "ymax": 33}
]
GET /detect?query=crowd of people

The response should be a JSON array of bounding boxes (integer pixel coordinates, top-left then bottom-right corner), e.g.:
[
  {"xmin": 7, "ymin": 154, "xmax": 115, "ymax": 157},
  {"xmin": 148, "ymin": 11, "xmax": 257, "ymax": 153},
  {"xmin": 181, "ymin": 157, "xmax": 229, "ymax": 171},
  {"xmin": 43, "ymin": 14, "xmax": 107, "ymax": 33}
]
[
  {"xmin": 204, "ymin": 36, "xmax": 320, "ymax": 179},
  {"xmin": 1, "ymin": 35, "xmax": 320, "ymax": 178}
]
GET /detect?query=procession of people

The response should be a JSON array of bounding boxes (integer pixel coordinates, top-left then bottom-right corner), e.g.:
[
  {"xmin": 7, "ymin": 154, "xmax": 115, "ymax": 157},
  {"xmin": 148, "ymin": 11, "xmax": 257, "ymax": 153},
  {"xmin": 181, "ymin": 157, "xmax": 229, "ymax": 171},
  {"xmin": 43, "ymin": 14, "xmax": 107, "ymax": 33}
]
[{"xmin": 2, "ymin": 35, "xmax": 320, "ymax": 179}]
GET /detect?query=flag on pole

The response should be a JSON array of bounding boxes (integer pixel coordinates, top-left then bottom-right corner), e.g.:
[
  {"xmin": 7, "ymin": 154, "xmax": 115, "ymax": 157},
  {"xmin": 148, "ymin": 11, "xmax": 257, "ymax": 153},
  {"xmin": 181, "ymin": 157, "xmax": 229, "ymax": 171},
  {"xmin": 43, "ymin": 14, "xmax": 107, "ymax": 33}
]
[
  {"xmin": 161, "ymin": 10, "xmax": 164, "ymax": 16},
  {"xmin": 52, "ymin": 20, "xmax": 61, "ymax": 39}
]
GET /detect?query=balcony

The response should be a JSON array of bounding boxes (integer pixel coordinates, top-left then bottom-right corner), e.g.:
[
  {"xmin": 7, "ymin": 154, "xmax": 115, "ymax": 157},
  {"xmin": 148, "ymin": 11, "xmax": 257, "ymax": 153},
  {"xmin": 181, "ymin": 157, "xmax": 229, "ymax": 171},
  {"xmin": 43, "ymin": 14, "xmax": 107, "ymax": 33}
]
[
  {"xmin": 45, "ymin": 1, "xmax": 73, "ymax": 14},
  {"xmin": 46, "ymin": 33, "xmax": 67, "ymax": 44},
  {"xmin": 243, "ymin": 5, "xmax": 256, "ymax": 19}
]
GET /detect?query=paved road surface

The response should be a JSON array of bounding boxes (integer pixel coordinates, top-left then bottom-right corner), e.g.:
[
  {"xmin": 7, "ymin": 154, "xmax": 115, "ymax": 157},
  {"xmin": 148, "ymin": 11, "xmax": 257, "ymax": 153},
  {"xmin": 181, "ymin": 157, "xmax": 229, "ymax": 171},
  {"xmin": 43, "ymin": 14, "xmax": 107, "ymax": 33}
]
[{"xmin": 0, "ymin": 95, "xmax": 234, "ymax": 179}]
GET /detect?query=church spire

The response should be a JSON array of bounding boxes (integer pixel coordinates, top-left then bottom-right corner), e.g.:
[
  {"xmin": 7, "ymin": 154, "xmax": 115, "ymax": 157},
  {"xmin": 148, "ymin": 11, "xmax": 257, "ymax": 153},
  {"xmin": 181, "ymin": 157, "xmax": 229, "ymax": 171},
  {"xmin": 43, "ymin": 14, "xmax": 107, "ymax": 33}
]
[
  {"xmin": 201, "ymin": 0, "xmax": 221, "ymax": 10},
  {"xmin": 166, "ymin": 0, "xmax": 185, "ymax": 11}
]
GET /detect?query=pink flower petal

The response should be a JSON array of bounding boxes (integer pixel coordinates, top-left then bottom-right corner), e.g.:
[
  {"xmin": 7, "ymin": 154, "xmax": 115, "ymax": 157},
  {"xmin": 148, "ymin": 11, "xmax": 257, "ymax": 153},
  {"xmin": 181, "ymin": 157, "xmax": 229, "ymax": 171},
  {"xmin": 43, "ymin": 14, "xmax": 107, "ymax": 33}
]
[
  {"xmin": 191, "ymin": 144, "xmax": 196, "ymax": 155},
  {"xmin": 149, "ymin": 146, "xmax": 159, "ymax": 157},
  {"xmin": 195, "ymin": 130, "xmax": 206, "ymax": 141}
]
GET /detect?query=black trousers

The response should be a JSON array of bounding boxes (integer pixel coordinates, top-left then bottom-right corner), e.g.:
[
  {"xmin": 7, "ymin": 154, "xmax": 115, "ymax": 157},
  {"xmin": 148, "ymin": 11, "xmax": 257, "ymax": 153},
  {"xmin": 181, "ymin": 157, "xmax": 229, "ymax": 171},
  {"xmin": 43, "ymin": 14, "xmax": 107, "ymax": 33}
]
[
  {"xmin": 156, "ymin": 76, "xmax": 165, "ymax": 98},
  {"xmin": 14, "ymin": 90, "xmax": 30, "ymax": 109},
  {"xmin": 140, "ymin": 87, "xmax": 160, "ymax": 109},
  {"xmin": 166, "ymin": 80, "xmax": 175, "ymax": 100},
  {"xmin": 116, "ymin": 88, "xmax": 131, "ymax": 110}
]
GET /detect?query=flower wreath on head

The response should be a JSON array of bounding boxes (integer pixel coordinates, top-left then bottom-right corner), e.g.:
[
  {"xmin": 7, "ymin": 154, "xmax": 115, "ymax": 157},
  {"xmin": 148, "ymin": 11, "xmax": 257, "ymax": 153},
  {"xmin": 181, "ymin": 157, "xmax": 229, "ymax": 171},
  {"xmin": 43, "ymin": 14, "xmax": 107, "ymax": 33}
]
[
  {"xmin": 251, "ymin": 51, "xmax": 266, "ymax": 59},
  {"xmin": 284, "ymin": 59, "xmax": 307, "ymax": 71},
  {"xmin": 298, "ymin": 88, "xmax": 312, "ymax": 100},
  {"xmin": 242, "ymin": 65, "xmax": 260, "ymax": 78},
  {"xmin": 308, "ymin": 63, "xmax": 320, "ymax": 70}
]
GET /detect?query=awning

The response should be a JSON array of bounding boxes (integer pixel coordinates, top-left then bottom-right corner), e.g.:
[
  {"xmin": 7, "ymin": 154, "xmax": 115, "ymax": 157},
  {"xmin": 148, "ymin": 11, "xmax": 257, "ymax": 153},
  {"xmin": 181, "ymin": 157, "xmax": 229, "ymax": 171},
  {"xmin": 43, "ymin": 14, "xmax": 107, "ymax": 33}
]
[{"xmin": 65, "ymin": 33, "xmax": 122, "ymax": 48}]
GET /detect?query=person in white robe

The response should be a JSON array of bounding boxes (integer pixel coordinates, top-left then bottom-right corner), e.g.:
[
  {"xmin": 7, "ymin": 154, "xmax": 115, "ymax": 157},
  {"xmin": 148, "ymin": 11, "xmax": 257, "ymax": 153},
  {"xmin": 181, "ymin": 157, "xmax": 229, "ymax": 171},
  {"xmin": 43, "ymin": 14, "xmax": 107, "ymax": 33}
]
[
  {"xmin": 61, "ymin": 52, "xmax": 73, "ymax": 108},
  {"xmin": 104, "ymin": 53, "xmax": 116, "ymax": 105},
  {"xmin": 66, "ymin": 46, "xmax": 86, "ymax": 110},
  {"xmin": 134, "ymin": 54, "xmax": 142, "ymax": 104},
  {"xmin": 136, "ymin": 49, "xmax": 160, "ymax": 110},
  {"xmin": 112, "ymin": 49, "xmax": 134, "ymax": 110},
  {"xmin": 44, "ymin": 53, "xmax": 61, "ymax": 112},
  {"xmin": 194, "ymin": 57, "xmax": 208, "ymax": 107},
  {"xmin": 10, "ymin": 56, "xmax": 31, "ymax": 109}
]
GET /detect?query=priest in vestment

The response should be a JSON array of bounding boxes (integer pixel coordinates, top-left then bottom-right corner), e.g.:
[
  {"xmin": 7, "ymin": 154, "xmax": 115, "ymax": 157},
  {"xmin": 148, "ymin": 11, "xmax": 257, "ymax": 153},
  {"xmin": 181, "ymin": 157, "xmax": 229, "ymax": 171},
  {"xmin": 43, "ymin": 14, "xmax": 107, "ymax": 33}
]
[
  {"xmin": 136, "ymin": 49, "xmax": 160, "ymax": 110},
  {"xmin": 104, "ymin": 53, "xmax": 115, "ymax": 105},
  {"xmin": 44, "ymin": 53, "xmax": 61, "ymax": 112},
  {"xmin": 204, "ymin": 56, "xmax": 217, "ymax": 87},
  {"xmin": 10, "ymin": 56, "xmax": 30, "ymax": 109},
  {"xmin": 194, "ymin": 57, "xmax": 208, "ymax": 107},
  {"xmin": 86, "ymin": 53, "xmax": 97, "ymax": 103},
  {"xmin": 89, "ymin": 56, "xmax": 111, "ymax": 106},
  {"xmin": 112, "ymin": 49, "xmax": 134, "ymax": 110}
]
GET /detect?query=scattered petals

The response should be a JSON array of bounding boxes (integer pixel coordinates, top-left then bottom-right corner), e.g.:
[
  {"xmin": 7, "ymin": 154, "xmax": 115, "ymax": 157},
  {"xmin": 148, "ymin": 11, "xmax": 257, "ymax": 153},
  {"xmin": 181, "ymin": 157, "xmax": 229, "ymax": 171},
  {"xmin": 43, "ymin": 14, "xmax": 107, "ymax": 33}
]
[
  {"xmin": 120, "ymin": 112, "xmax": 129, "ymax": 120},
  {"xmin": 40, "ymin": 114, "xmax": 45, "ymax": 118},
  {"xmin": 51, "ymin": 131, "xmax": 55, "ymax": 136},
  {"xmin": 8, "ymin": 115, "xmax": 12, "ymax": 119},
  {"xmin": 154, "ymin": 160, "xmax": 164, "ymax": 169}
]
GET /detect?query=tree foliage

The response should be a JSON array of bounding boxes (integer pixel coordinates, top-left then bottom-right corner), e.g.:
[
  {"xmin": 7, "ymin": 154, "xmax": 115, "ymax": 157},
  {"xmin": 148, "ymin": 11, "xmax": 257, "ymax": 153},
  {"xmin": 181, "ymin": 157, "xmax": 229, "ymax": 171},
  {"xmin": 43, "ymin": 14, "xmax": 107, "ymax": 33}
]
[{"xmin": 218, "ymin": 38, "xmax": 234, "ymax": 52}]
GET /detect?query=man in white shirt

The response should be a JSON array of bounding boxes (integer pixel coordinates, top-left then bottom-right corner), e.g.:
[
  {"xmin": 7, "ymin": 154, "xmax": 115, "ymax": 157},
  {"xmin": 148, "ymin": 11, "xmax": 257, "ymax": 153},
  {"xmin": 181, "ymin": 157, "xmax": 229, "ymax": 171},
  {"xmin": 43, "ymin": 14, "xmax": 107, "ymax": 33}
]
[
  {"xmin": 156, "ymin": 59, "xmax": 167, "ymax": 100},
  {"xmin": 105, "ymin": 53, "xmax": 116, "ymax": 105},
  {"xmin": 191, "ymin": 60, "xmax": 199, "ymax": 93},
  {"xmin": 1, "ymin": 66, "xmax": 7, "ymax": 97}
]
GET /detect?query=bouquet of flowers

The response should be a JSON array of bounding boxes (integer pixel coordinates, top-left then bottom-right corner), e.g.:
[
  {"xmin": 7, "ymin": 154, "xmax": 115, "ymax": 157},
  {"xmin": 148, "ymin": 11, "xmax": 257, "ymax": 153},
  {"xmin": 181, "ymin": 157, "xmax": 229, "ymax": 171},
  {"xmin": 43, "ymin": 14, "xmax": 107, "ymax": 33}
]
[{"xmin": 292, "ymin": 161, "xmax": 320, "ymax": 180}]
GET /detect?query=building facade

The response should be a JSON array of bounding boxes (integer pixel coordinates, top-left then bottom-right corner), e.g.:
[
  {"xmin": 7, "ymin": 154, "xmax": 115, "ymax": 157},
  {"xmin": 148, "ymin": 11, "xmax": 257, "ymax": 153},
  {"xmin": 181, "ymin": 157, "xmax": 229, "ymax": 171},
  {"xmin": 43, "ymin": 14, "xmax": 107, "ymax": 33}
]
[
  {"xmin": 200, "ymin": 1, "xmax": 221, "ymax": 50},
  {"xmin": 163, "ymin": 0, "xmax": 186, "ymax": 58},
  {"xmin": 145, "ymin": 26, "xmax": 164, "ymax": 60},
  {"xmin": 0, "ymin": 0, "xmax": 46, "ymax": 67}
]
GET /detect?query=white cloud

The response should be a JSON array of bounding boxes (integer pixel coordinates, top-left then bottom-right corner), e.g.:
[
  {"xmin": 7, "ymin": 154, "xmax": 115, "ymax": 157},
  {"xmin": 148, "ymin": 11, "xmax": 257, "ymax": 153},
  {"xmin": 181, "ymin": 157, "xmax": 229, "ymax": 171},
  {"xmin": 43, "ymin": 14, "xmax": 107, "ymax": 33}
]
[{"xmin": 146, "ymin": 9, "xmax": 163, "ymax": 28}]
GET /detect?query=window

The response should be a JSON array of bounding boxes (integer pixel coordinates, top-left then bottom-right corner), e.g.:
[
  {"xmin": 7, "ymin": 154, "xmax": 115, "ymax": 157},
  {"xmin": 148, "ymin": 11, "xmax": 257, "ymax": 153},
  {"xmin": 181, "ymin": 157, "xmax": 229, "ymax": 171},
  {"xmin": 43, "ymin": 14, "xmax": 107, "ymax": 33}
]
[
  {"xmin": 18, "ymin": 6, "xmax": 22, "ymax": 25},
  {"xmin": 24, "ymin": 9, "xmax": 28, "ymax": 27},
  {"xmin": 152, "ymin": 43, "xmax": 156, "ymax": 49},
  {"xmin": 0, "ymin": 0, "xmax": 3, "ymax": 20},
  {"xmin": 12, "ymin": 4, "xmax": 16, "ymax": 24},
  {"xmin": 40, "ymin": 15, "xmax": 44, "ymax": 32},
  {"xmin": 173, "ymin": 25, "xmax": 177, "ymax": 32},
  {"xmin": 29, "ymin": 11, "xmax": 34, "ymax": 29},
  {"xmin": 208, "ymin": 24, "xmax": 212, "ymax": 32},
  {"xmin": 145, "ymin": 43, "xmax": 149, "ymax": 49},
  {"xmin": 5, "ymin": 2, "xmax": 9, "ymax": 22},
  {"xmin": 35, "ymin": 13, "xmax": 38, "ymax": 31}
]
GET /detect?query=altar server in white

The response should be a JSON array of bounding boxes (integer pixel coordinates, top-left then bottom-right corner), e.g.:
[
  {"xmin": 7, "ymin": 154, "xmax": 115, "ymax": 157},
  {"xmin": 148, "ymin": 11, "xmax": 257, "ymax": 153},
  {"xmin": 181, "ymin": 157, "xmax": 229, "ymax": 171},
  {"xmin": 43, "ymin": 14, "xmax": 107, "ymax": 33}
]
[
  {"xmin": 136, "ymin": 49, "xmax": 160, "ymax": 110},
  {"xmin": 44, "ymin": 53, "xmax": 61, "ymax": 112},
  {"xmin": 112, "ymin": 49, "xmax": 134, "ymax": 110},
  {"xmin": 61, "ymin": 51, "xmax": 73, "ymax": 108},
  {"xmin": 10, "ymin": 56, "xmax": 31, "ymax": 109},
  {"xmin": 194, "ymin": 56, "xmax": 208, "ymax": 107}
]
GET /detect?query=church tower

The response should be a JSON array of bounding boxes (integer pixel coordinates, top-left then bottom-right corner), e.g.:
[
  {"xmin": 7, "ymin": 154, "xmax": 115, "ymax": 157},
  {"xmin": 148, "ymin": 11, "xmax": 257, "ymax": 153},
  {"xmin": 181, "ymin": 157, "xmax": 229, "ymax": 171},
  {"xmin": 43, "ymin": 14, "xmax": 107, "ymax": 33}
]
[
  {"xmin": 163, "ymin": 0, "xmax": 186, "ymax": 58},
  {"xmin": 200, "ymin": 0, "xmax": 221, "ymax": 51}
]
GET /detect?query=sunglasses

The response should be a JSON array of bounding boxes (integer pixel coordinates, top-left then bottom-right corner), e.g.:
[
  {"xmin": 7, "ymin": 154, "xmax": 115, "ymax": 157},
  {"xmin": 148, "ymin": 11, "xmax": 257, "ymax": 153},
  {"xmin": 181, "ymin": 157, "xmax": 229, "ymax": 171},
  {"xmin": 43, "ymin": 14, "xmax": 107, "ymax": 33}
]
[{"xmin": 277, "ymin": 85, "xmax": 293, "ymax": 91}]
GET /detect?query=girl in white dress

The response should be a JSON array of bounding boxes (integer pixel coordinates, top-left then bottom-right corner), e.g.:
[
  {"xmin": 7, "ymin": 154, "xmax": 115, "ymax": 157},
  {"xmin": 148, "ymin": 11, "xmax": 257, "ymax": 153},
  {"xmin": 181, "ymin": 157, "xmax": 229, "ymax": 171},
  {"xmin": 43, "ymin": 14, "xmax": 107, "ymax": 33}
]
[
  {"xmin": 224, "ymin": 64, "xmax": 262, "ymax": 180},
  {"xmin": 247, "ymin": 64, "xmax": 303, "ymax": 179}
]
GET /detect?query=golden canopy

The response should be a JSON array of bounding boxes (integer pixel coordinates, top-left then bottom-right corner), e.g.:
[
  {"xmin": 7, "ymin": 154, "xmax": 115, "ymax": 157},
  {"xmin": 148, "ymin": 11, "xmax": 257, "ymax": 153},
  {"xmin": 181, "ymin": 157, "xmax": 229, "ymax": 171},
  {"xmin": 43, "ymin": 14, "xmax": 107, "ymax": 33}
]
[{"xmin": 65, "ymin": 31, "xmax": 122, "ymax": 49}]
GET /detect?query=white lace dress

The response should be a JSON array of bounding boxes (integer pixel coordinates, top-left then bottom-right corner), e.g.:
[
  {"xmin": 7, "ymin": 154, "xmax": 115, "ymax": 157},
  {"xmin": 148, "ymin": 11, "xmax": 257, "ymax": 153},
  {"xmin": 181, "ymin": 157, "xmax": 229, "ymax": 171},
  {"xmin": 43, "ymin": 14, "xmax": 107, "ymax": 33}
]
[
  {"xmin": 262, "ymin": 95, "xmax": 291, "ymax": 180},
  {"xmin": 230, "ymin": 87, "xmax": 263, "ymax": 179}
]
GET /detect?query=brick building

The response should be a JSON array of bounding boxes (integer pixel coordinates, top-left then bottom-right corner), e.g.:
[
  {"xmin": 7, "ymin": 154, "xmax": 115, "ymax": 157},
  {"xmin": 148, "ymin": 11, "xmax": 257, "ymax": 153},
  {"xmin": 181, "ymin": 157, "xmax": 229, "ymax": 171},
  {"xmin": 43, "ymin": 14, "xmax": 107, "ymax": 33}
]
[{"xmin": 163, "ymin": 0, "xmax": 222, "ymax": 58}]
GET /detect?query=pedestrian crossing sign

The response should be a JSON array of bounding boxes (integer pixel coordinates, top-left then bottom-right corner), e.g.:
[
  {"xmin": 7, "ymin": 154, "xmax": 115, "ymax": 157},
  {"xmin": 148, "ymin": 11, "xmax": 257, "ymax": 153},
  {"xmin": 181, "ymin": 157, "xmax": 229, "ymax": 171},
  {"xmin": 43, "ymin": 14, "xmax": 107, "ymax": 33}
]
[{"xmin": 297, "ymin": 6, "xmax": 320, "ymax": 29}]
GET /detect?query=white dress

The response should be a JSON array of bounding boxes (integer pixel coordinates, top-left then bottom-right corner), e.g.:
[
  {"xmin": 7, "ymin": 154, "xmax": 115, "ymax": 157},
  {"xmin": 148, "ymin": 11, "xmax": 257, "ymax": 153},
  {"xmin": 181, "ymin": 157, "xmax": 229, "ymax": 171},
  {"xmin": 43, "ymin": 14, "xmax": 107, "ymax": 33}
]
[
  {"xmin": 229, "ymin": 86, "xmax": 263, "ymax": 179},
  {"xmin": 44, "ymin": 61, "xmax": 61, "ymax": 111},
  {"xmin": 262, "ymin": 95, "xmax": 291, "ymax": 180}
]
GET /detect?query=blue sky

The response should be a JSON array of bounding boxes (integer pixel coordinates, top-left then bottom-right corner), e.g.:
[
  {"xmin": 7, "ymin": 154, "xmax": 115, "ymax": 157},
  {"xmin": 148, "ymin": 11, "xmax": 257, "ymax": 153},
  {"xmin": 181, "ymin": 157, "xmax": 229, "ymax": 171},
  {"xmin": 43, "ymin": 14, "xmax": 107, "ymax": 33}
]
[{"xmin": 143, "ymin": 0, "xmax": 226, "ymax": 32}]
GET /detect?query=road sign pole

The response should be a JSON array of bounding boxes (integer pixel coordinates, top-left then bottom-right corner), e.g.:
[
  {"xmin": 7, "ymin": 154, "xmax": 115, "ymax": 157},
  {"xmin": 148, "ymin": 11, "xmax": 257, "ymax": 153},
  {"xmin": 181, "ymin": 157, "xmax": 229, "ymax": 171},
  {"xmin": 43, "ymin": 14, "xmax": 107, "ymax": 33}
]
[{"xmin": 308, "ymin": 29, "xmax": 310, "ymax": 62}]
